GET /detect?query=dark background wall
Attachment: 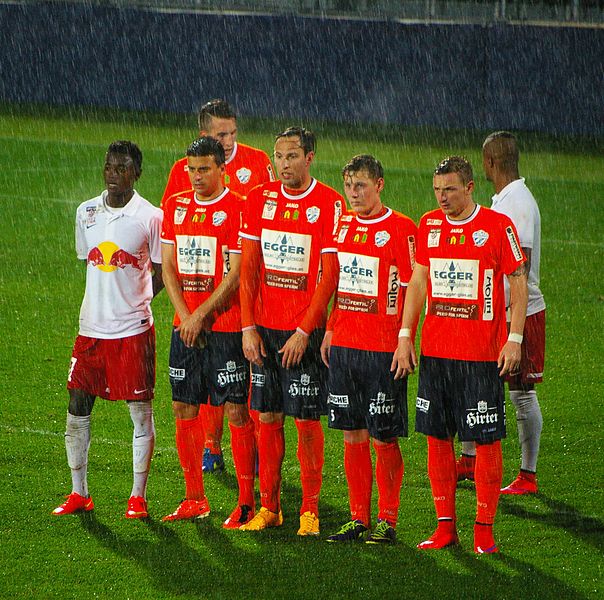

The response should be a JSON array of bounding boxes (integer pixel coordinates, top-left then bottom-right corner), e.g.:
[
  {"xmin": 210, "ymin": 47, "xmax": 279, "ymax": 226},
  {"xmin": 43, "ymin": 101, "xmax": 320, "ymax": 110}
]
[{"xmin": 1, "ymin": 2, "xmax": 602, "ymax": 135}]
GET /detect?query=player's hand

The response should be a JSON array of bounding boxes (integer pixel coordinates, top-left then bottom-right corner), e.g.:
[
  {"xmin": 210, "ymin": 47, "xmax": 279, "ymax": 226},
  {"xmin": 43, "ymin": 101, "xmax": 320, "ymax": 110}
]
[
  {"xmin": 177, "ymin": 311, "xmax": 207, "ymax": 348},
  {"xmin": 391, "ymin": 337, "xmax": 417, "ymax": 380},
  {"xmin": 278, "ymin": 331, "xmax": 309, "ymax": 369},
  {"xmin": 243, "ymin": 329, "xmax": 267, "ymax": 367},
  {"xmin": 498, "ymin": 340, "xmax": 521, "ymax": 376},
  {"xmin": 320, "ymin": 331, "xmax": 333, "ymax": 368}
]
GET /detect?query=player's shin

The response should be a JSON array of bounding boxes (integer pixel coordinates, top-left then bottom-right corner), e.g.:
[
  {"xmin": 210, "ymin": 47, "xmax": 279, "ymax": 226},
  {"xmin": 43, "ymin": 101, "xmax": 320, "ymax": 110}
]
[
  {"xmin": 129, "ymin": 401, "xmax": 155, "ymax": 498},
  {"xmin": 65, "ymin": 412, "xmax": 91, "ymax": 497},
  {"xmin": 374, "ymin": 440, "xmax": 403, "ymax": 527}
]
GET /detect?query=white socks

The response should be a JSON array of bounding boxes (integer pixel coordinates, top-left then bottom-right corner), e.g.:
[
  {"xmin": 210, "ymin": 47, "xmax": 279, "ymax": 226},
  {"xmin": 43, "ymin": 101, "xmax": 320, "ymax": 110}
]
[
  {"xmin": 510, "ymin": 390, "xmax": 542, "ymax": 473},
  {"xmin": 65, "ymin": 413, "xmax": 91, "ymax": 497},
  {"xmin": 129, "ymin": 401, "xmax": 155, "ymax": 499}
]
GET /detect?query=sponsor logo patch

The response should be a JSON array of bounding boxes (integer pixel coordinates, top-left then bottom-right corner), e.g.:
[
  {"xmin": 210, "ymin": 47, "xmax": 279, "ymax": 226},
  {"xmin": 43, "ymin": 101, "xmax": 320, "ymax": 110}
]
[
  {"xmin": 328, "ymin": 393, "xmax": 349, "ymax": 407},
  {"xmin": 169, "ymin": 367, "xmax": 185, "ymax": 381},
  {"xmin": 428, "ymin": 229, "xmax": 441, "ymax": 247},
  {"xmin": 416, "ymin": 397, "xmax": 430, "ymax": 412},
  {"xmin": 262, "ymin": 199, "xmax": 277, "ymax": 220}
]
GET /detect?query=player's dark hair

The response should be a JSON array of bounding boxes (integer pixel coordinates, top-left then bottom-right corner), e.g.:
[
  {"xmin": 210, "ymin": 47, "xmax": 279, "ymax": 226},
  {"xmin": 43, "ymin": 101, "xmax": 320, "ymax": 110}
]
[
  {"xmin": 275, "ymin": 126, "xmax": 316, "ymax": 155},
  {"xmin": 434, "ymin": 156, "xmax": 473, "ymax": 185},
  {"xmin": 342, "ymin": 154, "xmax": 384, "ymax": 181},
  {"xmin": 186, "ymin": 136, "xmax": 226, "ymax": 166},
  {"xmin": 198, "ymin": 99, "xmax": 237, "ymax": 131},
  {"xmin": 483, "ymin": 131, "xmax": 519, "ymax": 173},
  {"xmin": 107, "ymin": 141, "xmax": 143, "ymax": 177}
]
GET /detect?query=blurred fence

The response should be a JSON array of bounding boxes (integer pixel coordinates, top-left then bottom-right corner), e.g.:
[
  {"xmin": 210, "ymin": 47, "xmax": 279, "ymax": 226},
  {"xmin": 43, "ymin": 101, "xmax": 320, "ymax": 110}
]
[{"xmin": 1, "ymin": 2, "xmax": 602, "ymax": 135}]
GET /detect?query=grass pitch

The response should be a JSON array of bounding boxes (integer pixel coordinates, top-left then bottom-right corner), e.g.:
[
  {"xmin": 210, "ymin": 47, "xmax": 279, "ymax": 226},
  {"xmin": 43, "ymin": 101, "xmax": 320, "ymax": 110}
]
[{"xmin": 0, "ymin": 105, "xmax": 602, "ymax": 599}]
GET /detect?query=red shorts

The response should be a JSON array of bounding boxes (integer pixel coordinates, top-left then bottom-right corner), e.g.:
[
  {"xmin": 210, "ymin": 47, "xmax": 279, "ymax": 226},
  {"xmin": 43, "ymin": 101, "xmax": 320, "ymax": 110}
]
[
  {"xmin": 67, "ymin": 327, "xmax": 156, "ymax": 400},
  {"xmin": 506, "ymin": 310, "xmax": 545, "ymax": 385}
]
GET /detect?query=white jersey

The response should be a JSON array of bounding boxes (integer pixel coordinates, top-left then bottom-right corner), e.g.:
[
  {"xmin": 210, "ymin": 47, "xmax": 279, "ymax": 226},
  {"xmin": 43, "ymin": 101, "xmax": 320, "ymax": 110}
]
[
  {"xmin": 75, "ymin": 190, "xmax": 163, "ymax": 339},
  {"xmin": 491, "ymin": 178, "xmax": 546, "ymax": 316}
]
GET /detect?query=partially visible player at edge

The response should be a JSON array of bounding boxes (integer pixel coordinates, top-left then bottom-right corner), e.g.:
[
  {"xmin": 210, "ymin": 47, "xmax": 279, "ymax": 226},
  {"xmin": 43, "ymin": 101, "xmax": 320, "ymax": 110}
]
[
  {"xmin": 53, "ymin": 141, "xmax": 163, "ymax": 519},
  {"xmin": 162, "ymin": 99, "xmax": 274, "ymax": 473},
  {"xmin": 238, "ymin": 126, "xmax": 343, "ymax": 535},
  {"xmin": 321, "ymin": 155, "xmax": 417, "ymax": 544},
  {"xmin": 395, "ymin": 156, "xmax": 528, "ymax": 553},
  {"xmin": 456, "ymin": 132, "xmax": 546, "ymax": 496},
  {"xmin": 160, "ymin": 137, "xmax": 256, "ymax": 528}
]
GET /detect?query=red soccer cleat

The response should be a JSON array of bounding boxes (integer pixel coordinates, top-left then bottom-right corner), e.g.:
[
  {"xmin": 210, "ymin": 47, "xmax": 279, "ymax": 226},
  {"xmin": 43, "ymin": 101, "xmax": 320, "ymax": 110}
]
[
  {"xmin": 223, "ymin": 504, "xmax": 255, "ymax": 529},
  {"xmin": 501, "ymin": 472, "xmax": 538, "ymax": 495},
  {"xmin": 52, "ymin": 492, "xmax": 94, "ymax": 515},
  {"xmin": 417, "ymin": 521, "xmax": 460, "ymax": 550},
  {"xmin": 125, "ymin": 496, "xmax": 148, "ymax": 519},
  {"xmin": 162, "ymin": 498, "xmax": 211, "ymax": 522},
  {"xmin": 456, "ymin": 454, "xmax": 476, "ymax": 482},
  {"xmin": 474, "ymin": 523, "xmax": 499, "ymax": 554}
]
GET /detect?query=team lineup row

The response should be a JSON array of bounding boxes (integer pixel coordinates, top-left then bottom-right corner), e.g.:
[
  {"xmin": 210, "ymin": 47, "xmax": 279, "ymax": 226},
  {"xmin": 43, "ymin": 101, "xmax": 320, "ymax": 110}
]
[{"xmin": 53, "ymin": 100, "xmax": 546, "ymax": 553}]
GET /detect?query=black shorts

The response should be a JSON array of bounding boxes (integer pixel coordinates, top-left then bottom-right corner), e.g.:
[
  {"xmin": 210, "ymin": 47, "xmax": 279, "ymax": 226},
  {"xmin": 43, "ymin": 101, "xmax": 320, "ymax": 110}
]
[
  {"xmin": 327, "ymin": 345, "xmax": 408, "ymax": 441},
  {"xmin": 250, "ymin": 326, "xmax": 327, "ymax": 420},
  {"xmin": 415, "ymin": 355, "xmax": 506, "ymax": 443},
  {"xmin": 169, "ymin": 329, "xmax": 249, "ymax": 407}
]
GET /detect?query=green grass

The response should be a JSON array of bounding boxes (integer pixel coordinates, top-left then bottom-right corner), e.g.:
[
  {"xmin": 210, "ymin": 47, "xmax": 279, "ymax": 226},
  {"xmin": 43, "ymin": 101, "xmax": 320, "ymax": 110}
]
[{"xmin": 0, "ymin": 104, "xmax": 602, "ymax": 599}]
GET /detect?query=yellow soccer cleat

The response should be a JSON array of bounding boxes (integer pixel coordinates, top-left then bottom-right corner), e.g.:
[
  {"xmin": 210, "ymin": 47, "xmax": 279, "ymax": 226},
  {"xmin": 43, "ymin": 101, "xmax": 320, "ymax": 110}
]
[
  {"xmin": 239, "ymin": 506, "xmax": 283, "ymax": 531},
  {"xmin": 297, "ymin": 511, "xmax": 320, "ymax": 536}
]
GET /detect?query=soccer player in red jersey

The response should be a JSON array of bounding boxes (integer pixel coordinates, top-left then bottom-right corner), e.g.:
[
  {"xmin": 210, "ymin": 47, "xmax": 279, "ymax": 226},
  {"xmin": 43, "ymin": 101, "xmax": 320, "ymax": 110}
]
[
  {"xmin": 160, "ymin": 137, "xmax": 256, "ymax": 527},
  {"xmin": 238, "ymin": 127, "xmax": 344, "ymax": 535},
  {"xmin": 53, "ymin": 141, "xmax": 163, "ymax": 519},
  {"xmin": 395, "ymin": 156, "xmax": 528, "ymax": 553},
  {"xmin": 320, "ymin": 155, "xmax": 417, "ymax": 544},
  {"xmin": 457, "ymin": 133, "xmax": 546, "ymax": 495},
  {"xmin": 162, "ymin": 99, "xmax": 274, "ymax": 473}
]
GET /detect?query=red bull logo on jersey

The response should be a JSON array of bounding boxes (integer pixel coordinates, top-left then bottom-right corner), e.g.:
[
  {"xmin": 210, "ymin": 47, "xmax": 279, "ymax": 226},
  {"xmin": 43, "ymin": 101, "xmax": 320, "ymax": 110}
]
[{"xmin": 87, "ymin": 241, "xmax": 141, "ymax": 272}]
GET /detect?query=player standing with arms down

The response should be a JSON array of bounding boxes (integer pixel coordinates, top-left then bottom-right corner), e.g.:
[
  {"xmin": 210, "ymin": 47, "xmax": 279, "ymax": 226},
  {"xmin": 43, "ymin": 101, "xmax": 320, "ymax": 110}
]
[
  {"xmin": 162, "ymin": 99, "xmax": 274, "ymax": 473},
  {"xmin": 160, "ymin": 137, "xmax": 256, "ymax": 528},
  {"xmin": 239, "ymin": 127, "xmax": 343, "ymax": 535},
  {"xmin": 395, "ymin": 156, "xmax": 528, "ymax": 553},
  {"xmin": 457, "ymin": 132, "xmax": 546, "ymax": 495},
  {"xmin": 320, "ymin": 155, "xmax": 417, "ymax": 544},
  {"xmin": 53, "ymin": 141, "xmax": 163, "ymax": 519}
]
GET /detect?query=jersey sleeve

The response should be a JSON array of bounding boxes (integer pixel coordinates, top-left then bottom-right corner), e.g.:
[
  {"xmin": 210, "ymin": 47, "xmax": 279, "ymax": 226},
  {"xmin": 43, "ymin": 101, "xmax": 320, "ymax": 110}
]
[
  {"xmin": 240, "ymin": 187, "xmax": 262, "ymax": 240},
  {"xmin": 148, "ymin": 208, "xmax": 164, "ymax": 264},
  {"xmin": 397, "ymin": 218, "xmax": 418, "ymax": 286},
  {"xmin": 160, "ymin": 159, "xmax": 189, "ymax": 209},
  {"xmin": 499, "ymin": 214, "xmax": 526, "ymax": 275},
  {"xmin": 160, "ymin": 195, "xmax": 176, "ymax": 244},
  {"xmin": 228, "ymin": 199, "xmax": 244, "ymax": 254},
  {"xmin": 322, "ymin": 192, "xmax": 344, "ymax": 253},
  {"xmin": 414, "ymin": 215, "xmax": 430, "ymax": 267},
  {"xmin": 75, "ymin": 206, "xmax": 87, "ymax": 260}
]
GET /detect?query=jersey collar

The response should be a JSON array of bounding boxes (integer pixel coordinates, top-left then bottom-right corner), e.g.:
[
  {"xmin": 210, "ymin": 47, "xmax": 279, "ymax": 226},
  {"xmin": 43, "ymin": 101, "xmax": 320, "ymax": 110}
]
[
  {"xmin": 355, "ymin": 206, "xmax": 392, "ymax": 225},
  {"xmin": 194, "ymin": 187, "xmax": 229, "ymax": 206},
  {"xmin": 225, "ymin": 142, "xmax": 238, "ymax": 165},
  {"xmin": 281, "ymin": 178, "xmax": 317, "ymax": 200},
  {"xmin": 492, "ymin": 177, "xmax": 526, "ymax": 207},
  {"xmin": 445, "ymin": 203, "xmax": 480, "ymax": 226}
]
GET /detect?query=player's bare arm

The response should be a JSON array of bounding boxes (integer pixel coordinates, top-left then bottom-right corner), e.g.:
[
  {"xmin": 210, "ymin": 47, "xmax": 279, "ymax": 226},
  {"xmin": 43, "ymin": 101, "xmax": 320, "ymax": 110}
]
[
  {"xmin": 320, "ymin": 330, "xmax": 333, "ymax": 367},
  {"xmin": 242, "ymin": 328, "xmax": 266, "ymax": 367},
  {"xmin": 392, "ymin": 264, "xmax": 427, "ymax": 379},
  {"xmin": 151, "ymin": 262, "xmax": 164, "ymax": 297},
  {"xmin": 240, "ymin": 238, "xmax": 266, "ymax": 365},
  {"xmin": 161, "ymin": 242, "xmax": 192, "ymax": 338},
  {"xmin": 498, "ymin": 262, "xmax": 528, "ymax": 376}
]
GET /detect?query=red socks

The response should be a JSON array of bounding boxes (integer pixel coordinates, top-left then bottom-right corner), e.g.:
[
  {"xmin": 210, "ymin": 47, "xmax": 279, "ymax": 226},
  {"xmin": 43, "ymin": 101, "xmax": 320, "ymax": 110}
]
[
  {"xmin": 257, "ymin": 420, "xmax": 285, "ymax": 513},
  {"xmin": 426, "ymin": 436, "xmax": 457, "ymax": 520},
  {"xmin": 175, "ymin": 416, "xmax": 205, "ymax": 500},
  {"xmin": 344, "ymin": 440, "xmax": 372, "ymax": 526},
  {"xmin": 229, "ymin": 419, "xmax": 256, "ymax": 508},
  {"xmin": 295, "ymin": 419, "xmax": 324, "ymax": 515},
  {"xmin": 374, "ymin": 440, "xmax": 404, "ymax": 527},
  {"xmin": 199, "ymin": 404, "xmax": 224, "ymax": 454}
]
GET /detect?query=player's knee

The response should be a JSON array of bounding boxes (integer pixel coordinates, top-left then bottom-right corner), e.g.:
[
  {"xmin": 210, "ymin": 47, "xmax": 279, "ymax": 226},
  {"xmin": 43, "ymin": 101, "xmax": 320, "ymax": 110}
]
[
  {"xmin": 225, "ymin": 401, "xmax": 249, "ymax": 427},
  {"xmin": 259, "ymin": 411, "xmax": 284, "ymax": 425},
  {"xmin": 128, "ymin": 400, "xmax": 155, "ymax": 434},
  {"xmin": 68, "ymin": 390, "xmax": 95, "ymax": 416},
  {"xmin": 172, "ymin": 400, "xmax": 199, "ymax": 420}
]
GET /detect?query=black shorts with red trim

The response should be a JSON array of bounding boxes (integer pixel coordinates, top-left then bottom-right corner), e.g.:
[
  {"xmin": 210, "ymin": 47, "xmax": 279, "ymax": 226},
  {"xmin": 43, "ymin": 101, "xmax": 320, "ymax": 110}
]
[
  {"xmin": 415, "ymin": 355, "xmax": 506, "ymax": 443},
  {"xmin": 250, "ymin": 326, "xmax": 327, "ymax": 420},
  {"xmin": 169, "ymin": 329, "xmax": 249, "ymax": 406},
  {"xmin": 327, "ymin": 345, "xmax": 408, "ymax": 441}
]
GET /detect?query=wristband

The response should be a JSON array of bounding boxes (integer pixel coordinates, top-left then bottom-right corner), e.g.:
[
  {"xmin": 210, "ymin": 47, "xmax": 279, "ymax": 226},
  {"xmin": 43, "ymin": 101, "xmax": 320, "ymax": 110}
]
[
  {"xmin": 296, "ymin": 327, "xmax": 309, "ymax": 337},
  {"xmin": 398, "ymin": 328, "xmax": 412, "ymax": 339},
  {"xmin": 242, "ymin": 325, "xmax": 256, "ymax": 332},
  {"xmin": 508, "ymin": 332, "xmax": 523, "ymax": 344}
]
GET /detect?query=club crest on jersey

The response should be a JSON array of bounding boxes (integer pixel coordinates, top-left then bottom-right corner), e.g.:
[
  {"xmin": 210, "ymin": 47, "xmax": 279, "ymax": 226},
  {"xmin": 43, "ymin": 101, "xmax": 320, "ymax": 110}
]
[
  {"xmin": 473, "ymin": 230, "xmax": 489, "ymax": 247},
  {"xmin": 428, "ymin": 229, "xmax": 441, "ymax": 247},
  {"xmin": 174, "ymin": 206, "xmax": 187, "ymax": 225},
  {"xmin": 262, "ymin": 199, "xmax": 277, "ymax": 220},
  {"xmin": 236, "ymin": 167, "xmax": 252, "ymax": 184},
  {"xmin": 375, "ymin": 230, "xmax": 390, "ymax": 247},
  {"xmin": 306, "ymin": 206, "xmax": 320, "ymax": 223},
  {"xmin": 212, "ymin": 211, "xmax": 227, "ymax": 226}
]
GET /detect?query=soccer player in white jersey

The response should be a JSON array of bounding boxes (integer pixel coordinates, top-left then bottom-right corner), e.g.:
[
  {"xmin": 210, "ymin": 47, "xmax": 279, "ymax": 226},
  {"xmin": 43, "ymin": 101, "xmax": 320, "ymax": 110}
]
[
  {"xmin": 52, "ymin": 141, "xmax": 163, "ymax": 519},
  {"xmin": 456, "ymin": 132, "xmax": 546, "ymax": 495}
]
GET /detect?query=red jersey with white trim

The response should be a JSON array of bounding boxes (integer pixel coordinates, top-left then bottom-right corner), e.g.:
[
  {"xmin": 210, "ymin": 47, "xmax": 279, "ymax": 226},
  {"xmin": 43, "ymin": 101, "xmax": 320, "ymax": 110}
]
[
  {"xmin": 330, "ymin": 208, "xmax": 417, "ymax": 352},
  {"xmin": 416, "ymin": 204, "xmax": 525, "ymax": 362},
  {"xmin": 161, "ymin": 142, "xmax": 275, "ymax": 206},
  {"xmin": 240, "ymin": 179, "xmax": 344, "ymax": 331},
  {"xmin": 161, "ymin": 187, "xmax": 243, "ymax": 332}
]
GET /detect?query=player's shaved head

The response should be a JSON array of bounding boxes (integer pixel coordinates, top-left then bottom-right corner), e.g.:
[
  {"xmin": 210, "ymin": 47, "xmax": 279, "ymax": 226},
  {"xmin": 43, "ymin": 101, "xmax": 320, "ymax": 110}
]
[
  {"xmin": 342, "ymin": 154, "xmax": 384, "ymax": 181},
  {"xmin": 434, "ymin": 156, "xmax": 473, "ymax": 185},
  {"xmin": 275, "ymin": 126, "xmax": 316, "ymax": 156},
  {"xmin": 483, "ymin": 131, "xmax": 519, "ymax": 174},
  {"xmin": 107, "ymin": 141, "xmax": 142, "ymax": 177},
  {"xmin": 198, "ymin": 99, "xmax": 237, "ymax": 131}
]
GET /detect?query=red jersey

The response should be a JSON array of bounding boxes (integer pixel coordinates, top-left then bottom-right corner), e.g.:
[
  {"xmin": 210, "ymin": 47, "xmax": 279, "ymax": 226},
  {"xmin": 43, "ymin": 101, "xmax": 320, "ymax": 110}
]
[
  {"xmin": 161, "ymin": 142, "xmax": 275, "ymax": 206},
  {"xmin": 330, "ymin": 208, "xmax": 417, "ymax": 353},
  {"xmin": 161, "ymin": 187, "xmax": 243, "ymax": 332},
  {"xmin": 240, "ymin": 179, "xmax": 344, "ymax": 331},
  {"xmin": 416, "ymin": 205, "xmax": 525, "ymax": 362}
]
